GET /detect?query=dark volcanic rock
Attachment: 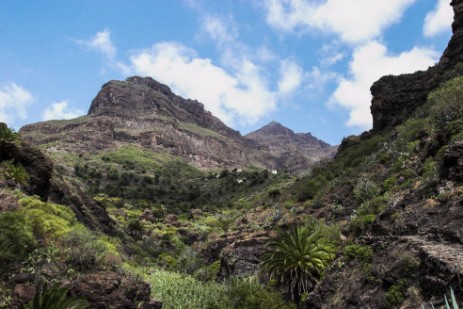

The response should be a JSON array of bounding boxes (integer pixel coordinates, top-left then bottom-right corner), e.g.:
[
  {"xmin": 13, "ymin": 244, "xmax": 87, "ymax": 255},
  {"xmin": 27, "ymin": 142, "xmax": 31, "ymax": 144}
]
[
  {"xmin": 0, "ymin": 123, "xmax": 53, "ymax": 201},
  {"xmin": 70, "ymin": 271, "xmax": 161, "ymax": 309},
  {"xmin": 88, "ymin": 76, "xmax": 240, "ymax": 139},
  {"xmin": 370, "ymin": 0, "xmax": 463, "ymax": 133},
  {"xmin": 439, "ymin": 141, "xmax": 463, "ymax": 181},
  {"xmin": 49, "ymin": 174, "xmax": 116, "ymax": 235}
]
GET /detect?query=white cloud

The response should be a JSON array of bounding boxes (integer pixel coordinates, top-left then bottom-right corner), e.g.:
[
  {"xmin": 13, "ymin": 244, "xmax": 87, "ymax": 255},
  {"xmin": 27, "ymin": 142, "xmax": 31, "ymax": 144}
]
[
  {"xmin": 42, "ymin": 101, "xmax": 84, "ymax": 121},
  {"xmin": 126, "ymin": 42, "xmax": 276, "ymax": 125},
  {"xmin": 0, "ymin": 82, "xmax": 34, "ymax": 125},
  {"xmin": 202, "ymin": 16, "xmax": 238, "ymax": 46},
  {"xmin": 278, "ymin": 60, "xmax": 303, "ymax": 93},
  {"xmin": 331, "ymin": 41, "xmax": 438, "ymax": 128},
  {"xmin": 424, "ymin": 0, "xmax": 453, "ymax": 37},
  {"xmin": 306, "ymin": 67, "xmax": 338, "ymax": 91},
  {"xmin": 77, "ymin": 29, "xmax": 116, "ymax": 59},
  {"xmin": 265, "ymin": 0, "xmax": 417, "ymax": 44}
]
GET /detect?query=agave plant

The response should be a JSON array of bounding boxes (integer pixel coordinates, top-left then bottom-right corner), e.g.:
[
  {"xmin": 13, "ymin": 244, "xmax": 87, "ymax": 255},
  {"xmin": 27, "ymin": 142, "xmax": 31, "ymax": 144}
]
[
  {"xmin": 1, "ymin": 161, "xmax": 28, "ymax": 187},
  {"xmin": 261, "ymin": 225, "xmax": 336, "ymax": 305},
  {"xmin": 421, "ymin": 287, "xmax": 461, "ymax": 309},
  {"xmin": 25, "ymin": 282, "xmax": 87, "ymax": 309}
]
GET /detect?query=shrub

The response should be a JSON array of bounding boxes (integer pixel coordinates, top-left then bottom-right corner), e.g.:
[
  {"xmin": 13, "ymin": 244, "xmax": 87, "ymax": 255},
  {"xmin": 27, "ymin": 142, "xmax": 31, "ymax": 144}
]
[
  {"xmin": 1, "ymin": 161, "xmax": 29, "ymax": 186},
  {"xmin": 20, "ymin": 197, "xmax": 76, "ymax": 242},
  {"xmin": 428, "ymin": 77, "xmax": 463, "ymax": 133},
  {"xmin": 353, "ymin": 178, "xmax": 380, "ymax": 203},
  {"xmin": 62, "ymin": 228, "xmax": 107, "ymax": 271},
  {"xmin": 0, "ymin": 212, "xmax": 37, "ymax": 277},
  {"xmin": 127, "ymin": 219, "xmax": 144, "ymax": 239},
  {"xmin": 349, "ymin": 214, "xmax": 376, "ymax": 236},
  {"xmin": 226, "ymin": 276, "xmax": 295, "ymax": 309}
]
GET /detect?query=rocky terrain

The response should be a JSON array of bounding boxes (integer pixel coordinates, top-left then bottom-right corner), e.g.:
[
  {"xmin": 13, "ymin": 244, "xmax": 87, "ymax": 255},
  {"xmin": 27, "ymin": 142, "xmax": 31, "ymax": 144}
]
[
  {"xmin": 1, "ymin": 0, "xmax": 463, "ymax": 308},
  {"xmin": 246, "ymin": 121, "xmax": 337, "ymax": 174},
  {"xmin": 20, "ymin": 76, "xmax": 335, "ymax": 174}
]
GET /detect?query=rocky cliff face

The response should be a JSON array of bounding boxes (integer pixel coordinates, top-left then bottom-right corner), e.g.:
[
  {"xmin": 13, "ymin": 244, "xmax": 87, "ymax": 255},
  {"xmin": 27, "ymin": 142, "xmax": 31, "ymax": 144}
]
[
  {"xmin": 370, "ymin": 0, "xmax": 463, "ymax": 133},
  {"xmin": 20, "ymin": 77, "xmax": 334, "ymax": 173},
  {"xmin": 304, "ymin": 0, "xmax": 463, "ymax": 307},
  {"xmin": 246, "ymin": 121, "xmax": 337, "ymax": 174}
]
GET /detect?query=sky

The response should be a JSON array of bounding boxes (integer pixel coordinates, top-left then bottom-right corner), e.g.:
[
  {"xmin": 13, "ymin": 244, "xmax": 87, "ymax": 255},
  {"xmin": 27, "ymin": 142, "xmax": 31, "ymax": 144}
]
[{"xmin": 0, "ymin": 0, "xmax": 454, "ymax": 145}]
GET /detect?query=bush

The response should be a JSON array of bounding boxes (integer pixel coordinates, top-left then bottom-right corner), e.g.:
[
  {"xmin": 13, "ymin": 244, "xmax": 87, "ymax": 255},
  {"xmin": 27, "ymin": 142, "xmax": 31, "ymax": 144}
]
[
  {"xmin": 62, "ymin": 228, "xmax": 107, "ymax": 271},
  {"xmin": 353, "ymin": 178, "xmax": 380, "ymax": 203},
  {"xmin": 145, "ymin": 269, "xmax": 293, "ymax": 309},
  {"xmin": 428, "ymin": 76, "xmax": 463, "ymax": 133},
  {"xmin": 226, "ymin": 276, "xmax": 295, "ymax": 309},
  {"xmin": 20, "ymin": 197, "xmax": 76, "ymax": 242},
  {"xmin": 0, "ymin": 212, "xmax": 37, "ymax": 277}
]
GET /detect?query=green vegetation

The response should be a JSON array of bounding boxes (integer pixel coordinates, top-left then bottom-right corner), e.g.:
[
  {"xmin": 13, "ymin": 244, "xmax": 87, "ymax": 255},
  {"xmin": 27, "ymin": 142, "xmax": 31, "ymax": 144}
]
[
  {"xmin": 0, "ymin": 125, "xmax": 19, "ymax": 145},
  {"xmin": 0, "ymin": 211, "xmax": 37, "ymax": 277},
  {"xmin": 144, "ymin": 270, "xmax": 294, "ymax": 309},
  {"xmin": 1, "ymin": 161, "xmax": 29, "ymax": 186},
  {"xmin": 261, "ymin": 225, "xmax": 337, "ymax": 304},
  {"xmin": 25, "ymin": 283, "xmax": 87, "ymax": 309}
]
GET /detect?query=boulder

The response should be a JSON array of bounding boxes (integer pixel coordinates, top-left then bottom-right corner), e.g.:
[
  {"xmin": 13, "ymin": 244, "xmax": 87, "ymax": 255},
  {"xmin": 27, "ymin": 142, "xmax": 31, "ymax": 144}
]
[{"xmin": 70, "ymin": 271, "xmax": 161, "ymax": 309}]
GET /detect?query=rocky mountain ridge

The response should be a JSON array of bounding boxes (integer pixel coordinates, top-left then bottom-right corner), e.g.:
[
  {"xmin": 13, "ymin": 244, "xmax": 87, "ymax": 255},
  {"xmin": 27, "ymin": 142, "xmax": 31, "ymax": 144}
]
[
  {"xmin": 20, "ymin": 77, "xmax": 335, "ymax": 174},
  {"xmin": 246, "ymin": 121, "xmax": 336, "ymax": 173}
]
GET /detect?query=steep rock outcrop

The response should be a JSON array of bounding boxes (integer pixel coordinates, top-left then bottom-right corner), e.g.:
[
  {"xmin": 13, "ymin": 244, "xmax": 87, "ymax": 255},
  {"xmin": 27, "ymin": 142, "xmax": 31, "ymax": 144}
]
[
  {"xmin": 370, "ymin": 0, "xmax": 463, "ymax": 133},
  {"xmin": 0, "ymin": 123, "xmax": 53, "ymax": 201}
]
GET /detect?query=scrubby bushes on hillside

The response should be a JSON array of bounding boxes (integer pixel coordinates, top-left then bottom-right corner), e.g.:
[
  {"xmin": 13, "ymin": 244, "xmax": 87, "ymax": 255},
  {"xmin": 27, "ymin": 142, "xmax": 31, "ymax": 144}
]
[{"xmin": 0, "ymin": 212, "xmax": 37, "ymax": 277}]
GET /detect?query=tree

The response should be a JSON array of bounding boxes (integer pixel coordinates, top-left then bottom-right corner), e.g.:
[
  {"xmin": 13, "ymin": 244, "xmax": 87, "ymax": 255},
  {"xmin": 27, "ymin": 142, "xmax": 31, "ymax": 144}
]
[
  {"xmin": 0, "ymin": 124, "xmax": 20, "ymax": 161},
  {"xmin": 261, "ymin": 226, "xmax": 336, "ymax": 305}
]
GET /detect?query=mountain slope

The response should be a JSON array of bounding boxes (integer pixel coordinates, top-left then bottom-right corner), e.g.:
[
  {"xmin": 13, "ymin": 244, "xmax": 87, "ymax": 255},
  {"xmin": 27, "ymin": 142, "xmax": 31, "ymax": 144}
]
[
  {"xmin": 246, "ymin": 121, "xmax": 337, "ymax": 174},
  {"xmin": 295, "ymin": 1, "xmax": 463, "ymax": 306},
  {"xmin": 20, "ymin": 76, "xmax": 334, "ymax": 173}
]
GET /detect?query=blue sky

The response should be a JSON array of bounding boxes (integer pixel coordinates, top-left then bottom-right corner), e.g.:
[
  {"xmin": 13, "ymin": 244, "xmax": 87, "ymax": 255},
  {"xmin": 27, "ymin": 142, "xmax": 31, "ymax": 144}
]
[{"xmin": 0, "ymin": 0, "xmax": 453, "ymax": 145}]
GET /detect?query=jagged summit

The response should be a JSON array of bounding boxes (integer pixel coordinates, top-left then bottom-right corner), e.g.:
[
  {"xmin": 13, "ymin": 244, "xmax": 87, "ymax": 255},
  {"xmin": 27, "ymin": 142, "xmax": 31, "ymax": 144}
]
[
  {"xmin": 251, "ymin": 121, "xmax": 295, "ymax": 136},
  {"xmin": 246, "ymin": 121, "xmax": 332, "ymax": 148},
  {"xmin": 87, "ymin": 76, "xmax": 239, "ymax": 139}
]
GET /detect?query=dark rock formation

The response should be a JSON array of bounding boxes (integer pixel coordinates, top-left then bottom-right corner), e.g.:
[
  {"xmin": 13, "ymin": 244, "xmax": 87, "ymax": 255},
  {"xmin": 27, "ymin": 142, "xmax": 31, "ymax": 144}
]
[
  {"xmin": 70, "ymin": 271, "xmax": 162, "ymax": 309},
  {"xmin": 246, "ymin": 121, "xmax": 337, "ymax": 174},
  {"xmin": 218, "ymin": 233, "xmax": 270, "ymax": 279},
  {"xmin": 370, "ymin": 0, "xmax": 463, "ymax": 133},
  {"xmin": 439, "ymin": 141, "xmax": 463, "ymax": 181},
  {"xmin": 0, "ymin": 122, "xmax": 53, "ymax": 201},
  {"xmin": 49, "ymin": 174, "xmax": 116, "ymax": 235}
]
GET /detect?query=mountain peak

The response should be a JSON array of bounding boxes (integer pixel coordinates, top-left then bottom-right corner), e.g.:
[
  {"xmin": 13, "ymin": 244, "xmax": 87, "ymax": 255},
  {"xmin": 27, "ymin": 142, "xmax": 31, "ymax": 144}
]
[{"xmin": 253, "ymin": 121, "xmax": 295, "ymax": 136}]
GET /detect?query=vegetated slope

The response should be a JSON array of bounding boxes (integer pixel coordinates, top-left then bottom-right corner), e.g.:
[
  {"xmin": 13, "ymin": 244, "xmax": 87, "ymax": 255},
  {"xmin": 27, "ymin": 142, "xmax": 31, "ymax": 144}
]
[
  {"xmin": 20, "ymin": 76, "xmax": 334, "ymax": 174},
  {"xmin": 289, "ymin": 1, "xmax": 463, "ymax": 307}
]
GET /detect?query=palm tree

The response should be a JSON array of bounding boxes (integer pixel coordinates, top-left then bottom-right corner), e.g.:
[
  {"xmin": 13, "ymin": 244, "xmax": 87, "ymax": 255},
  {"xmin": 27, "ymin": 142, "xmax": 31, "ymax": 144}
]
[
  {"xmin": 261, "ymin": 226, "xmax": 336, "ymax": 305},
  {"xmin": 1, "ymin": 161, "xmax": 28, "ymax": 188},
  {"xmin": 0, "ymin": 124, "xmax": 20, "ymax": 161}
]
